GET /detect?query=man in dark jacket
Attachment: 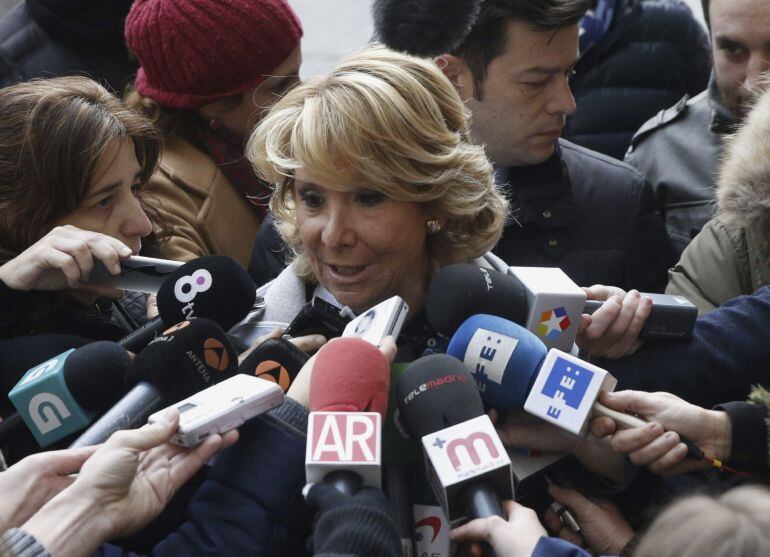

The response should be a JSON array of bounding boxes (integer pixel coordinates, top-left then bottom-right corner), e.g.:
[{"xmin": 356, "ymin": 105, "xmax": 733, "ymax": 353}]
[
  {"xmin": 625, "ymin": 0, "xmax": 770, "ymax": 257},
  {"xmin": 439, "ymin": 0, "xmax": 674, "ymax": 292},
  {"xmin": 0, "ymin": 0, "xmax": 137, "ymax": 94},
  {"xmin": 563, "ymin": 0, "xmax": 710, "ymax": 161}
]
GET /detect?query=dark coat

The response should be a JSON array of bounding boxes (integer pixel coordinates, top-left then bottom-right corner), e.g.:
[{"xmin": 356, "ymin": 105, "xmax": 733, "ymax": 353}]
[
  {"xmin": 0, "ymin": 1, "xmax": 137, "ymax": 94},
  {"xmin": 563, "ymin": 0, "xmax": 710, "ymax": 161},
  {"xmin": 493, "ymin": 139, "xmax": 675, "ymax": 293}
]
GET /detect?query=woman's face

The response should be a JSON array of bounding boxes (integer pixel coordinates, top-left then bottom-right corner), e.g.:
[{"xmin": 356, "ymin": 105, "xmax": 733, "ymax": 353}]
[
  {"xmin": 59, "ymin": 138, "xmax": 153, "ymax": 254},
  {"xmin": 294, "ymin": 169, "xmax": 432, "ymax": 315}
]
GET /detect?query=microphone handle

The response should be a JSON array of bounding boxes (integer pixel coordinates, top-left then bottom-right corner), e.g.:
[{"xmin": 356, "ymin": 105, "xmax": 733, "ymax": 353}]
[
  {"xmin": 460, "ymin": 480, "xmax": 503, "ymax": 557},
  {"xmin": 69, "ymin": 382, "xmax": 164, "ymax": 448},
  {"xmin": 323, "ymin": 469, "xmax": 363, "ymax": 496},
  {"xmin": 119, "ymin": 316, "xmax": 166, "ymax": 353}
]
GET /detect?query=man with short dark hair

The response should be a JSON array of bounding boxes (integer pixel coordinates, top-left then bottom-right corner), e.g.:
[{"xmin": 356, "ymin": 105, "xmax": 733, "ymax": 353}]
[
  {"xmin": 626, "ymin": 0, "xmax": 770, "ymax": 256},
  {"xmin": 440, "ymin": 0, "xmax": 674, "ymax": 292}
]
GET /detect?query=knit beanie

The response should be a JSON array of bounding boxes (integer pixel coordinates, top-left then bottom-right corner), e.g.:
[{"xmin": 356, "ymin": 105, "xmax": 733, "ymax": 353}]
[{"xmin": 125, "ymin": 0, "xmax": 303, "ymax": 109}]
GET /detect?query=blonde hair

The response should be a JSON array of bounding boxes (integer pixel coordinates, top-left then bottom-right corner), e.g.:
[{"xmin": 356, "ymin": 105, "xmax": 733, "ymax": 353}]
[
  {"xmin": 247, "ymin": 44, "xmax": 508, "ymax": 281},
  {"xmin": 635, "ymin": 485, "xmax": 770, "ymax": 557}
]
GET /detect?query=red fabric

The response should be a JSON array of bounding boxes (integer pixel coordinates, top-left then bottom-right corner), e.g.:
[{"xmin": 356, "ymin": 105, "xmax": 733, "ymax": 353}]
[
  {"xmin": 310, "ymin": 338, "xmax": 391, "ymax": 418},
  {"xmin": 125, "ymin": 0, "xmax": 302, "ymax": 109}
]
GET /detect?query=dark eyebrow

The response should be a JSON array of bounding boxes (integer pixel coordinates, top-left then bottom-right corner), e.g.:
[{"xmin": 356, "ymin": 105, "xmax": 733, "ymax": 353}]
[
  {"xmin": 715, "ymin": 35, "xmax": 744, "ymax": 49},
  {"xmin": 87, "ymin": 171, "xmax": 142, "ymax": 199}
]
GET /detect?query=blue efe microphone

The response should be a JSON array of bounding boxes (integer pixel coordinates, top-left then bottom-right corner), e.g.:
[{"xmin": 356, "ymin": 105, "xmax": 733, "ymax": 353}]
[
  {"xmin": 8, "ymin": 342, "xmax": 132, "ymax": 447},
  {"xmin": 446, "ymin": 314, "xmax": 547, "ymax": 410}
]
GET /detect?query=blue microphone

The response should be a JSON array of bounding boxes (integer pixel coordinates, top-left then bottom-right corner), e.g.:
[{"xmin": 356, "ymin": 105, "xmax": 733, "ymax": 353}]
[{"xmin": 8, "ymin": 342, "xmax": 132, "ymax": 447}]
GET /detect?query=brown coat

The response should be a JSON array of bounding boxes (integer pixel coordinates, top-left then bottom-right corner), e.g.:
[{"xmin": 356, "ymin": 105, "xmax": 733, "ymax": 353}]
[
  {"xmin": 148, "ymin": 136, "xmax": 261, "ymax": 268},
  {"xmin": 666, "ymin": 88, "xmax": 770, "ymax": 314}
]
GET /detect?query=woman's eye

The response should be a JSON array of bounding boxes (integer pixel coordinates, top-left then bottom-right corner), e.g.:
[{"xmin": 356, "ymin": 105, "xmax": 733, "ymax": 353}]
[
  {"xmin": 299, "ymin": 191, "xmax": 324, "ymax": 208},
  {"xmin": 96, "ymin": 195, "xmax": 114, "ymax": 210},
  {"xmin": 131, "ymin": 183, "xmax": 143, "ymax": 196},
  {"xmin": 357, "ymin": 190, "xmax": 386, "ymax": 206}
]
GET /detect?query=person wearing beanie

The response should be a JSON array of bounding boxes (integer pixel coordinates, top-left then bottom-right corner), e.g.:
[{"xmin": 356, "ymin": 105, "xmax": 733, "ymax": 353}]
[{"xmin": 124, "ymin": 0, "xmax": 302, "ymax": 268}]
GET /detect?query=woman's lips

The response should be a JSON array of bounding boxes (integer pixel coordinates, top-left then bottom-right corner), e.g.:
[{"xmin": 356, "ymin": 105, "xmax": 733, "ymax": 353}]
[{"xmin": 326, "ymin": 263, "xmax": 369, "ymax": 284}]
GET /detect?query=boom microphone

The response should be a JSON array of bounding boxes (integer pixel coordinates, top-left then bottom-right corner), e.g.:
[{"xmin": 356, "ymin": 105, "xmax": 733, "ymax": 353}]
[
  {"xmin": 306, "ymin": 338, "xmax": 390, "ymax": 495},
  {"xmin": 7, "ymin": 342, "xmax": 132, "ymax": 446},
  {"xmin": 70, "ymin": 318, "xmax": 238, "ymax": 447},
  {"xmin": 373, "ymin": 0, "xmax": 483, "ymax": 56}
]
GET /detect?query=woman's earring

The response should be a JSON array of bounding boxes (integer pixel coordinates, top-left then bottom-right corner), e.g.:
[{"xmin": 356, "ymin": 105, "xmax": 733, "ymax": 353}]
[
  {"xmin": 426, "ymin": 218, "xmax": 441, "ymax": 234},
  {"xmin": 209, "ymin": 116, "xmax": 221, "ymax": 130}
]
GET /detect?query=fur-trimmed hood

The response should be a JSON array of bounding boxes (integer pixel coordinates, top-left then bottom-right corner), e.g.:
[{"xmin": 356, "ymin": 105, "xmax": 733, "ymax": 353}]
[{"xmin": 717, "ymin": 87, "xmax": 770, "ymax": 258}]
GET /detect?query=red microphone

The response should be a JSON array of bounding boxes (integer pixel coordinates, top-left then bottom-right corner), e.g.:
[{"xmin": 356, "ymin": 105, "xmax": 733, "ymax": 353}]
[{"xmin": 306, "ymin": 338, "xmax": 390, "ymax": 495}]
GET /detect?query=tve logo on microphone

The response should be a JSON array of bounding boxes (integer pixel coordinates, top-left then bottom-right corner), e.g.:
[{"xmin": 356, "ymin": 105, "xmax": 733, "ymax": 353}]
[
  {"xmin": 306, "ymin": 412, "xmax": 382, "ymax": 489},
  {"xmin": 422, "ymin": 415, "xmax": 512, "ymax": 523},
  {"xmin": 9, "ymin": 350, "xmax": 95, "ymax": 446},
  {"xmin": 524, "ymin": 349, "xmax": 617, "ymax": 435}
]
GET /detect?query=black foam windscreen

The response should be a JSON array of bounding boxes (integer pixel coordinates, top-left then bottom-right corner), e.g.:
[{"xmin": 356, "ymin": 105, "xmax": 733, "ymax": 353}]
[
  {"xmin": 237, "ymin": 337, "xmax": 309, "ymax": 393},
  {"xmin": 156, "ymin": 255, "xmax": 257, "ymax": 331},
  {"xmin": 395, "ymin": 354, "xmax": 484, "ymax": 439},
  {"xmin": 128, "ymin": 318, "xmax": 238, "ymax": 401},
  {"xmin": 426, "ymin": 264, "xmax": 529, "ymax": 335},
  {"xmin": 63, "ymin": 341, "xmax": 133, "ymax": 412},
  {"xmin": 372, "ymin": 0, "xmax": 483, "ymax": 56}
]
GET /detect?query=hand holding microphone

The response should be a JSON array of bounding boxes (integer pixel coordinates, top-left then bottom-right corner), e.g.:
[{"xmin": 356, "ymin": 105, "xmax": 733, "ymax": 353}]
[{"xmin": 590, "ymin": 390, "xmax": 734, "ymax": 475}]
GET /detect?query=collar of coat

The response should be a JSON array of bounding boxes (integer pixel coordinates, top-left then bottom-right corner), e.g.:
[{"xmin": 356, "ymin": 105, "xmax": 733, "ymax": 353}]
[
  {"xmin": 497, "ymin": 141, "xmax": 578, "ymax": 230},
  {"xmin": 716, "ymin": 87, "xmax": 770, "ymax": 262}
]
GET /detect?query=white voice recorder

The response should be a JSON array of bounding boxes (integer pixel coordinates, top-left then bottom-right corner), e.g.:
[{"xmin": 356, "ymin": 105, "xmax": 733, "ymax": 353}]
[
  {"xmin": 342, "ymin": 295, "xmax": 409, "ymax": 346},
  {"xmin": 148, "ymin": 374, "xmax": 284, "ymax": 447}
]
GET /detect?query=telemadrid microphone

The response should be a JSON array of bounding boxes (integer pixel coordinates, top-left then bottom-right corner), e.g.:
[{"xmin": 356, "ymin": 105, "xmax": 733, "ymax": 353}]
[
  {"xmin": 237, "ymin": 337, "xmax": 309, "ymax": 393},
  {"xmin": 373, "ymin": 0, "xmax": 483, "ymax": 56},
  {"xmin": 6, "ymin": 342, "xmax": 132, "ymax": 447},
  {"xmin": 119, "ymin": 255, "xmax": 257, "ymax": 352},
  {"xmin": 396, "ymin": 354, "xmax": 512, "ymax": 525},
  {"xmin": 70, "ymin": 318, "xmax": 238, "ymax": 447},
  {"xmin": 306, "ymin": 338, "xmax": 390, "ymax": 495}
]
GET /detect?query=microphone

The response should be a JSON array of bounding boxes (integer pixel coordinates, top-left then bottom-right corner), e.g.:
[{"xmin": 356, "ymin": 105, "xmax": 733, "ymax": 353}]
[
  {"xmin": 583, "ymin": 292, "xmax": 698, "ymax": 340},
  {"xmin": 119, "ymin": 255, "xmax": 257, "ymax": 352},
  {"xmin": 427, "ymin": 264, "xmax": 585, "ymax": 353},
  {"xmin": 237, "ymin": 337, "xmax": 309, "ymax": 392},
  {"xmin": 448, "ymin": 314, "xmax": 635, "ymax": 435},
  {"xmin": 396, "ymin": 354, "xmax": 513, "ymax": 524},
  {"xmin": 70, "ymin": 318, "xmax": 238, "ymax": 447},
  {"xmin": 373, "ymin": 0, "xmax": 483, "ymax": 56},
  {"xmin": 7, "ymin": 342, "xmax": 132, "ymax": 447},
  {"xmin": 306, "ymin": 338, "xmax": 390, "ymax": 495}
]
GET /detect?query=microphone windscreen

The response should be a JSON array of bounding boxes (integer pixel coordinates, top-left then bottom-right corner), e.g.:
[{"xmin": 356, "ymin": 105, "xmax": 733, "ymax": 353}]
[
  {"xmin": 238, "ymin": 337, "xmax": 309, "ymax": 393},
  {"xmin": 128, "ymin": 318, "xmax": 238, "ymax": 401},
  {"xmin": 309, "ymin": 338, "xmax": 390, "ymax": 418},
  {"xmin": 395, "ymin": 353, "xmax": 483, "ymax": 439},
  {"xmin": 63, "ymin": 341, "xmax": 133, "ymax": 412},
  {"xmin": 157, "ymin": 255, "xmax": 256, "ymax": 331},
  {"xmin": 373, "ymin": 0, "xmax": 483, "ymax": 56},
  {"xmin": 447, "ymin": 315, "xmax": 547, "ymax": 410},
  {"xmin": 427, "ymin": 264, "xmax": 528, "ymax": 335}
]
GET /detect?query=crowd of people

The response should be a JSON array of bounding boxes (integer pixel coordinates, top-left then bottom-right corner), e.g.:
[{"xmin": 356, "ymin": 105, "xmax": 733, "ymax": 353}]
[{"xmin": 1, "ymin": 0, "xmax": 770, "ymax": 555}]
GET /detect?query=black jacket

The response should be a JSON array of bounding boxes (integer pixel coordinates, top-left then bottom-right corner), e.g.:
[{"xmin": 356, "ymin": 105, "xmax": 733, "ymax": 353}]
[
  {"xmin": 493, "ymin": 139, "xmax": 675, "ymax": 292},
  {"xmin": 0, "ymin": 0, "xmax": 136, "ymax": 93},
  {"xmin": 563, "ymin": 0, "xmax": 710, "ymax": 160}
]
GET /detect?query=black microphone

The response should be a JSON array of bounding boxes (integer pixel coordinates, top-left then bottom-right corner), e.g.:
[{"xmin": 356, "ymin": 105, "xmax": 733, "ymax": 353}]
[
  {"xmin": 3, "ymin": 341, "xmax": 132, "ymax": 446},
  {"xmin": 238, "ymin": 337, "xmax": 309, "ymax": 393},
  {"xmin": 70, "ymin": 318, "xmax": 238, "ymax": 447},
  {"xmin": 118, "ymin": 255, "xmax": 257, "ymax": 352},
  {"xmin": 396, "ymin": 354, "xmax": 513, "ymax": 526},
  {"xmin": 427, "ymin": 264, "xmax": 529, "ymax": 335},
  {"xmin": 373, "ymin": 0, "xmax": 483, "ymax": 56}
]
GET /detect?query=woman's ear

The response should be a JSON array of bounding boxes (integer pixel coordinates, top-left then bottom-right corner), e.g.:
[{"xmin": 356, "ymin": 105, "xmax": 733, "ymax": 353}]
[{"xmin": 435, "ymin": 54, "xmax": 476, "ymax": 102}]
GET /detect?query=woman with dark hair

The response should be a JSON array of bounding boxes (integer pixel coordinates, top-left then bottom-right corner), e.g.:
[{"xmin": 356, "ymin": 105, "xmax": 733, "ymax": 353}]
[{"xmin": 0, "ymin": 76, "xmax": 163, "ymax": 340}]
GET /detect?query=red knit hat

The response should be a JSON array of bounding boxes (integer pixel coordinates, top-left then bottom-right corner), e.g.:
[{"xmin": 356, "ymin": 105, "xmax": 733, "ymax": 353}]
[{"xmin": 125, "ymin": 0, "xmax": 303, "ymax": 109}]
